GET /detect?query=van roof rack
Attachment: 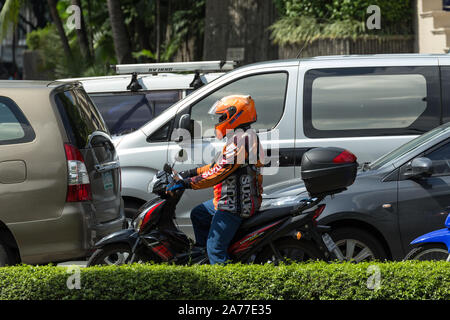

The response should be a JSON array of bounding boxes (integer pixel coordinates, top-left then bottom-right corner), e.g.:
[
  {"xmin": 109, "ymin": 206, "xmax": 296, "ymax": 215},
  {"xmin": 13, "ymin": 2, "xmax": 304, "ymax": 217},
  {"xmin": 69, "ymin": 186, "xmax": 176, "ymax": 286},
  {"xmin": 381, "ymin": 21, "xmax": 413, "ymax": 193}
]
[
  {"xmin": 114, "ymin": 60, "xmax": 236, "ymax": 92},
  {"xmin": 112, "ymin": 60, "xmax": 236, "ymax": 75}
]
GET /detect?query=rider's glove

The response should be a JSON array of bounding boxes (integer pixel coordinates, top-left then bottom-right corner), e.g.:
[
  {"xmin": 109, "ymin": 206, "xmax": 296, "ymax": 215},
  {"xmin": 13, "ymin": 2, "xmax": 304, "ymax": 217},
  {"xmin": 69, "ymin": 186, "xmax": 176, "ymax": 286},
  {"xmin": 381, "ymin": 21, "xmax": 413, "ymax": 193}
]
[{"xmin": 167, "ymin": 179, "xmax": 189, "ymax": 192}]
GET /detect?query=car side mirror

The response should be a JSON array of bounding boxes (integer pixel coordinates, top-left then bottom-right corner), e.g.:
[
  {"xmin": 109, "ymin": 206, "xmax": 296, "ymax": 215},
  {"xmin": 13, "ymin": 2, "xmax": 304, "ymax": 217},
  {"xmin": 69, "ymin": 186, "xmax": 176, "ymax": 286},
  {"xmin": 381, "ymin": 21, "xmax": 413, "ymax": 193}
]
[
  {"xmin": 173, "ymin": 114, "xmax": 193, "ymax": 143},
  {"xmin": 406, "ymin": 157, "xmax": 433, "ymax": 178}
]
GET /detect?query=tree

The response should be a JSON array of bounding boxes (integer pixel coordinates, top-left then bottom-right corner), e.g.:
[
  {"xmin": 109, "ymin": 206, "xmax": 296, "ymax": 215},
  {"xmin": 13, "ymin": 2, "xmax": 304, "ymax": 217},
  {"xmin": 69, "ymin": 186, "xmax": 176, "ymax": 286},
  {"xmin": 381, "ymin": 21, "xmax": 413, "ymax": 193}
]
[
  {"xmin": 71, "ymin": 0, "xmax": 92, "ymax": 61},
  {"xmin": 47, "ymin": 0, "xmax": 73, "ymax": 60},
  {"xmin": 0, "ymin": 0, "xmax": 23, "ymax": 75},
  {"xmin": 106, "ymin": 0, "xmax": 133, "ymax": 64}
]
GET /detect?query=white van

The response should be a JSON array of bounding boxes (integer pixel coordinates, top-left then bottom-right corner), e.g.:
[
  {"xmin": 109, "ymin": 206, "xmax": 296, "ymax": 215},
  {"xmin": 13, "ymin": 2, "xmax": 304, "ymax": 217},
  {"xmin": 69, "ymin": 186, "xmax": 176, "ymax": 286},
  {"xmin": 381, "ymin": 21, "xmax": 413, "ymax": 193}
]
[{"xmin": 110, "ymin": 54, "xmax": 450, "ymax": 238}]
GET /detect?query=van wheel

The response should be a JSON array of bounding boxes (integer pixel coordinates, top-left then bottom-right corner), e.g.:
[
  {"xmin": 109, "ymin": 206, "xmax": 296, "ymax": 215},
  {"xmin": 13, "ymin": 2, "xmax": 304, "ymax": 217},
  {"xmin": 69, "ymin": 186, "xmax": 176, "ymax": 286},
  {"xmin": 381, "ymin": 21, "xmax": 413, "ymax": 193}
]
[
  {"xmin": 0, "ymin": 243, "xmax": 11, "ymax": 267},
  {"xmin": 329, "ymin": 227, "xmax": 387, "ymax": 262}
]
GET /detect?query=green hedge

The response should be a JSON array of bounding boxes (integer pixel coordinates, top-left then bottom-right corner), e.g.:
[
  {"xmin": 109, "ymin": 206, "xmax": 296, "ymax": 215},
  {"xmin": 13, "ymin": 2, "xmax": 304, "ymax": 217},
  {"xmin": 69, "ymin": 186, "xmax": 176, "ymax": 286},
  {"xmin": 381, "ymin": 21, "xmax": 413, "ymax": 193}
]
[{"xmin": 0, "ymin": 261, "xmax": 449, "ymax": 300}]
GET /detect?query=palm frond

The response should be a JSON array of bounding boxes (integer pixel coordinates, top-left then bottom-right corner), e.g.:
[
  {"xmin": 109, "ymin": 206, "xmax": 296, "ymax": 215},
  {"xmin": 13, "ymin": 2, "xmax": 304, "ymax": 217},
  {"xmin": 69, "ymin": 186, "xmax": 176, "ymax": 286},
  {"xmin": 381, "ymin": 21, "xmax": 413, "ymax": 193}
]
[{"xmin": 0, "ymin": 0, "xmax": 25, "ymax": 40}]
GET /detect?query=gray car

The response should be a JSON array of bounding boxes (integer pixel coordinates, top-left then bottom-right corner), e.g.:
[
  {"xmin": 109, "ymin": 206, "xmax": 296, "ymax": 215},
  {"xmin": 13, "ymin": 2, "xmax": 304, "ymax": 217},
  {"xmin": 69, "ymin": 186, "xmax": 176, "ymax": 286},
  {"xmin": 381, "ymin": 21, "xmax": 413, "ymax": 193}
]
[
  {"xmin": 0, "ymin": 81, "xmax": 124, "ymax": 266},
  {"xmin": 262, "ymin": 122, "xmax": 450, "ymax": 261}
]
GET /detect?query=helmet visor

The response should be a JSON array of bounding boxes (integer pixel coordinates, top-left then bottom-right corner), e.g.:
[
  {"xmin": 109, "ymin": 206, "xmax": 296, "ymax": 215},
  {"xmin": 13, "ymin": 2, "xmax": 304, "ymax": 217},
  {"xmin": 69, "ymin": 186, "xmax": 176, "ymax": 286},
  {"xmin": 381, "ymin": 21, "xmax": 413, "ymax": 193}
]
[
  {"xmin": 207, "ymin": 100, "xmax": 221, "ymax": 115},
  {"xmin": 208, "ymin": 100, "xmax": 226, "ymax": 123}
]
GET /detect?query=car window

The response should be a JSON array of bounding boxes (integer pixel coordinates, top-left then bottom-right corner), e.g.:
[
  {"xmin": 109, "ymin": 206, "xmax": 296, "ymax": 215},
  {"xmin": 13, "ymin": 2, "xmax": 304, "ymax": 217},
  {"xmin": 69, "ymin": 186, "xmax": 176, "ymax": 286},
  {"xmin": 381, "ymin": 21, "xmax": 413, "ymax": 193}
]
[
  {"xmin": 90, "ymin": 90, "xmax": 181, "ymax": 136},
  {"xmin": 55, "ymin": 89, "xmax": 108, "ymax": 149},
  {"xmin": 369, "ymin": 123, "xmax": 450, "ymax": 170},
  {"xmin": 189, "ymin": 72, "xmax": 288, "ymax": 137},
  {"xmin": 441, "ymin": 66, "xmax": 450, "ymax": 123},
  {"xmin": 426, "ymin": 141, "xmax": 450, "ymax": 176},
  {"xmin": 304, "ymin": 66, "xmax": 440, "ymax": 138},
  {"xmin": 0, "ymin": 97, "xmax": 35, "ymax": 145}
]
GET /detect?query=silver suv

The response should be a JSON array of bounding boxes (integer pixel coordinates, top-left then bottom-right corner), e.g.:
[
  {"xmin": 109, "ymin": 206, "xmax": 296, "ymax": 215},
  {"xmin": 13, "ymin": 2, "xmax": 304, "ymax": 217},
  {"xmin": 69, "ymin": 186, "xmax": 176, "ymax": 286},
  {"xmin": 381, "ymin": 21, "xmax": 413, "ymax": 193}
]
[{"xmin": 0, "ymin": 81, "xmax": 124, "ymax": 266}]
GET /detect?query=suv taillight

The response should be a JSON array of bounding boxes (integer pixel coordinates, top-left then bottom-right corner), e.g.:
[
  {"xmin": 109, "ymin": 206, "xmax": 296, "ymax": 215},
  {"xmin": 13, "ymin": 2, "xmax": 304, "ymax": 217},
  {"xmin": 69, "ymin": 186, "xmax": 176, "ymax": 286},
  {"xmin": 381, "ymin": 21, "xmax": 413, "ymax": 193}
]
[{"xmin": 64, "ymin": 144, "xmax": 92, "ymax": 202}]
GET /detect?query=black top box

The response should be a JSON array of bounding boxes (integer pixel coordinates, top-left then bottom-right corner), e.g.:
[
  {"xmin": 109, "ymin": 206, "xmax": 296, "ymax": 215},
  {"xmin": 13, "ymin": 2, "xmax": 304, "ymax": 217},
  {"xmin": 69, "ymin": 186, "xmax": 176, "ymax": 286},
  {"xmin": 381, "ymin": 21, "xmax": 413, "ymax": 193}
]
[{"xmin": 301, "ymin": 147, "xmax": 358, "ymax": 197}]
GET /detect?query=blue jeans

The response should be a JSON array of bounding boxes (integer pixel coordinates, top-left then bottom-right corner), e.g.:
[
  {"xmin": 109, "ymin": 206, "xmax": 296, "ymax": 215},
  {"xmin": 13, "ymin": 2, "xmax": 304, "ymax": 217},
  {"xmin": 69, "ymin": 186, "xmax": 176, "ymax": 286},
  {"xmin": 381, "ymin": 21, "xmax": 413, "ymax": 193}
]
[{"xmin": 190, "ymin": 199, "xmax": 242, "ymax": 265}]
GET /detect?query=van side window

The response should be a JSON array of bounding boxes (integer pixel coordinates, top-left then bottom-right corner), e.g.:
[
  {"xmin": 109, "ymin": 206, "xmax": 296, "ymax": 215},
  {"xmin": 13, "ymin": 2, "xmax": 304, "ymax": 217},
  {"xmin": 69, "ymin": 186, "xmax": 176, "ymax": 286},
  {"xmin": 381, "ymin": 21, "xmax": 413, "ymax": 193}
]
[
  {"xmin": 147, "ymin": 120, "xmax": 173, "ymax": 142},
  {"xmin": 0, "ymin": 97, "xmax": 35, "ymax": 145},
  {"xmin": 303, "ymin": 67, "xmax": 440, "ymax": 138},
  {"xmin": 189, "ymin": 72, "xmax": 288, "ymax": 137},
  {"xmin": 441, "ymin": 66, "xmax": 450, "ymax": 124}
]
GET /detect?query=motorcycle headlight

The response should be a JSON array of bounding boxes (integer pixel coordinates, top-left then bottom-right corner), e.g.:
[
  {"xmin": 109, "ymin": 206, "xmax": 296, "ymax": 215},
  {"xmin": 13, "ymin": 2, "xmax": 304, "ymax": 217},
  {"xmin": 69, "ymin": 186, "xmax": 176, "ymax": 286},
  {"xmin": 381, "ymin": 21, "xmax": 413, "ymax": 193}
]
[{"xmin": 260, "ymin": 194, "xmax": 307, "ymax": 211}]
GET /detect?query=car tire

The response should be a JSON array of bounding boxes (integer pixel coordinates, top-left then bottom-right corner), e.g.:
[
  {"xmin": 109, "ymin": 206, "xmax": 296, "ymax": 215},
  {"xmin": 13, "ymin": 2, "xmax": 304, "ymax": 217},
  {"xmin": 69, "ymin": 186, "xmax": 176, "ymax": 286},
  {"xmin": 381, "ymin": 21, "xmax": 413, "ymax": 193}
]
[
  {"xmin": 329, "ymin": 227, "xmax": 387, "ymax": 262},
  {"xmin": 0, "ymin": 243, "xmax": 11, "ymax": 267}
]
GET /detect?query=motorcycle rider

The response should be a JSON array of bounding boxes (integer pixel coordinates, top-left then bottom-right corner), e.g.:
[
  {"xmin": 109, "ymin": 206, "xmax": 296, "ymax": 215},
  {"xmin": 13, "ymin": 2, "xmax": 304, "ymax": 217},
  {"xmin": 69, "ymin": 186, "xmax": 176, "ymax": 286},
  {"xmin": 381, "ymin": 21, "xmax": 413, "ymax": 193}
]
[{"xmin": 167, "ymin": 95, "xmax": 264, "ymax": 264}]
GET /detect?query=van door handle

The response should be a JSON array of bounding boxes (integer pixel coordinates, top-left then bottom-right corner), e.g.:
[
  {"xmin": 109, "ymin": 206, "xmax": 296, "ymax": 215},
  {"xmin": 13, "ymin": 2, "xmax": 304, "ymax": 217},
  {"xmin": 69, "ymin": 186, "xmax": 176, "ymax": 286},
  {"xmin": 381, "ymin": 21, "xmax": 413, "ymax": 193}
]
[{"xmin": 95, "ymin": 160, "xmax": 120, "ymax": 173}]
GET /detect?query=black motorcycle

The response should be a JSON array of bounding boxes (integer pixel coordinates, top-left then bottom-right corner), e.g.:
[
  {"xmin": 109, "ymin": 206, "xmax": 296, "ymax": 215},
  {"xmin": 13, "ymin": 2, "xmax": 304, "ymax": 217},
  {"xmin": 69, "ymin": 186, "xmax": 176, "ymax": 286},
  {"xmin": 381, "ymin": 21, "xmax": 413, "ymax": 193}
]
[{"xmin": 87, "ymin": 147, "xmax": 357, "ymax": 266}]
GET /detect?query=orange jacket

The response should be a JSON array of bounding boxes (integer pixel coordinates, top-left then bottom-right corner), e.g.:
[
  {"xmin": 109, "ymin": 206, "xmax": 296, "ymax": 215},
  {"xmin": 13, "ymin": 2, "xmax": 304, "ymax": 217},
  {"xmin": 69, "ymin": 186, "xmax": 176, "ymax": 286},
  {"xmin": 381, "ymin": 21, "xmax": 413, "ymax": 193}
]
[{"xmin": 184, "ymin": 130, "xmax": 264, "ymax": 218}]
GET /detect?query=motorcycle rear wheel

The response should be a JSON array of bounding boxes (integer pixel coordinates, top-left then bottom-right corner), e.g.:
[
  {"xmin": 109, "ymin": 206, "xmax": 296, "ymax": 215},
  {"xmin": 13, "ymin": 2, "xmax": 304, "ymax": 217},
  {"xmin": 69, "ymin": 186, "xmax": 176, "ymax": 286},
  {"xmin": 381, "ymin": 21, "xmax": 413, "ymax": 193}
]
[{"xmin": 255, "ymin": 238, "xmax": 325, "ymax": 264}]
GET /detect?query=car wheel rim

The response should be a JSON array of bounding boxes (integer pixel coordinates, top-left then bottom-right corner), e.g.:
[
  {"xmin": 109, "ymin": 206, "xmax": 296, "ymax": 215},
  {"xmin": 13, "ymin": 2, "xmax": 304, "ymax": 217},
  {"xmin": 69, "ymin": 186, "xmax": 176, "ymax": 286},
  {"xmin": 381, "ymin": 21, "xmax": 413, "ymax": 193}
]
[
  {"xmin": 414, "ymin": 248, "xmax": 449, "ymax": 261},
  {"xmin": 335, "ymin": 239, "xmax": 375, "ymax": 262}
]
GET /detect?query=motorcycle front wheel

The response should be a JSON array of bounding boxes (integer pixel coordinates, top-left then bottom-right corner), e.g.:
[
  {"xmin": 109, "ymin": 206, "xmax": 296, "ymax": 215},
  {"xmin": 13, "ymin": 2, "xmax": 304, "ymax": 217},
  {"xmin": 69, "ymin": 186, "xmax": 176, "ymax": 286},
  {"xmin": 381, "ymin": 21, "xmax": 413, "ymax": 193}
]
[
  {"xmin": 404, "ymin": 243, "xmax": 450, "ymax": 261},
  {"xmin": 87, "ymin": 244, "xmax": 135, "ymax": 266},
  {"xmin": 255, "ymin": 238, "xmax": 325, "ymax": 264}
]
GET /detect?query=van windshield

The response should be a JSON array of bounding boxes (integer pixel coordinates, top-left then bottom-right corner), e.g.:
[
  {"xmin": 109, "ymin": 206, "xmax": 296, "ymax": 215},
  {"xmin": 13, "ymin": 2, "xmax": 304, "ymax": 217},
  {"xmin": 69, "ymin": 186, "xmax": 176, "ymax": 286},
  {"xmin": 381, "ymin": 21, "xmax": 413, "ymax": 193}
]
[
  {"xmin": 369, "ymin": 123, "xmax": 450, "ymax": 170},
  {"xmin": 55, "ymin": 89, "xmax": 108, "ymax": 149}
]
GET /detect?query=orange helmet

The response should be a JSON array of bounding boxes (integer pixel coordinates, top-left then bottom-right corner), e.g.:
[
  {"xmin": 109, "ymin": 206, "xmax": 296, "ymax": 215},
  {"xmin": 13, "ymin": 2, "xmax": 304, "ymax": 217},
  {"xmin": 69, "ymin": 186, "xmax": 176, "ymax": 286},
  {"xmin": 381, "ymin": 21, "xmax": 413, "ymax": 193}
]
[{"xmin": 208, "ymin": 95, "xmax": 257, "ymax": 139}]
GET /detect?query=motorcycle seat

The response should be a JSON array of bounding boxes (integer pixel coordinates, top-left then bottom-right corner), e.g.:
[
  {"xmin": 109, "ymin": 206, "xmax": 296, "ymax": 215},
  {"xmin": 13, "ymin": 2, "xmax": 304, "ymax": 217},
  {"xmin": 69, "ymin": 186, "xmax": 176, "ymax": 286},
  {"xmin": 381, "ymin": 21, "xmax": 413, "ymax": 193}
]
[{"xmin": 239, "ymin": 205, "xmax": 294, "ymax": 231}]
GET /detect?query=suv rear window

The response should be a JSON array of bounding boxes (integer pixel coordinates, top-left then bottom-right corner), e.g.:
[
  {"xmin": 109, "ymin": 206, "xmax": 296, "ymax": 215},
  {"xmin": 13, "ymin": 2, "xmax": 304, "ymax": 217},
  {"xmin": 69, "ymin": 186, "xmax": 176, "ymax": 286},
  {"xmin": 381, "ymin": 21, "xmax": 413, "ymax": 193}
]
[
  {"xmin": 0, "ymin": 96, "xmax": 35, "ymax": 145},
  {"xmin": 90, "ymin": 90, "xmax": 181, "ymax": 136},
  {"xmin": 55, "ymin": 88, "xmax": 108, "ymax": 149}
]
